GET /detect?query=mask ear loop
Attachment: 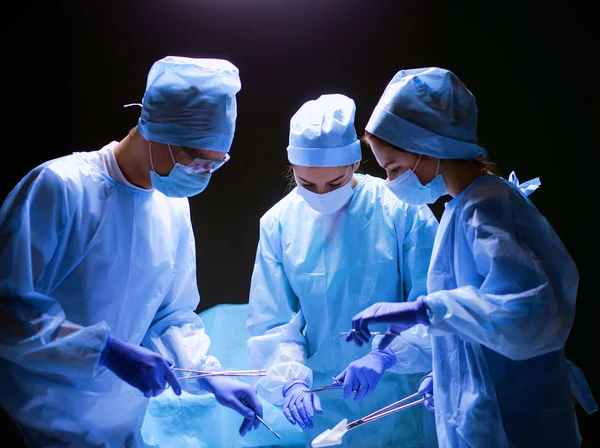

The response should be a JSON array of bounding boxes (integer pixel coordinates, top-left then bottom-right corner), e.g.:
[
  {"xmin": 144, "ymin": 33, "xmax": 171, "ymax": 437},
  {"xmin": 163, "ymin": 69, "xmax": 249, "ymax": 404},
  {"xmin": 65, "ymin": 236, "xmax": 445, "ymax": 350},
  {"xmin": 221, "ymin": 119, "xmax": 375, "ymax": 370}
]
[
  {"xmin": 166, "ymin": 144, "xmax": 177, "ymax": 165},
  {"xmin": 148, "ymin": 143, "xmax": 177, "ymax": 172},
  {"xmin": 436, "ymin": 159, "xmax": 441, "ymax": 176},
  {"xmin": 413, "ymin": 154, "xmax": 423, "ymax": 171},
  {"xmin": 148, "ymin": 142, "xmax": 156, "ymax": 172}
]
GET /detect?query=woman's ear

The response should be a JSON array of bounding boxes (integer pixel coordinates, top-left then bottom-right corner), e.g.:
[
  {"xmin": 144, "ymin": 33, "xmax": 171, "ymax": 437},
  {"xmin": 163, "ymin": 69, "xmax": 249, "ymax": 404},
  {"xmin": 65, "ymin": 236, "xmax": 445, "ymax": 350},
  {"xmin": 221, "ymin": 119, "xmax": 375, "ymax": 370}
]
[{"xmin": 352, "ymin": 161, "xmax": 361, "ymax": 172}]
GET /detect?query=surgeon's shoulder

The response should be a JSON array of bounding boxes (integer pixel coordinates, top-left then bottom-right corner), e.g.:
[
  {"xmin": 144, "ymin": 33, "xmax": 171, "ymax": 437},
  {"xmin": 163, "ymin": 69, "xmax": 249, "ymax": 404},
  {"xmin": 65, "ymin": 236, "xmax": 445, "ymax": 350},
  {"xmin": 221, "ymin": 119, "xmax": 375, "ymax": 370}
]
[
  {"xmin": 15, "ymin": 154, "xmax": 89, "ymax": 198},
  {"xmin": 459, "ymin": 175, "xmax": 521, "ymax": 214},
  {"xmin": 456, "ymin": 175, "xmax": 536, "ymax": 234}
]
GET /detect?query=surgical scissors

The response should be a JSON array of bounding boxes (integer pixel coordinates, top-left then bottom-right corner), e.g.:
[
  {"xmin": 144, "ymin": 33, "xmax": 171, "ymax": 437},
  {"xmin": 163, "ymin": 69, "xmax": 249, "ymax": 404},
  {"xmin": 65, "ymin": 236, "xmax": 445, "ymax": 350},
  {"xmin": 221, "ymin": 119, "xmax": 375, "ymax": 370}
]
[{"xmin": 303, "ymin": 377, "xmax": 344, "ymax": 393}]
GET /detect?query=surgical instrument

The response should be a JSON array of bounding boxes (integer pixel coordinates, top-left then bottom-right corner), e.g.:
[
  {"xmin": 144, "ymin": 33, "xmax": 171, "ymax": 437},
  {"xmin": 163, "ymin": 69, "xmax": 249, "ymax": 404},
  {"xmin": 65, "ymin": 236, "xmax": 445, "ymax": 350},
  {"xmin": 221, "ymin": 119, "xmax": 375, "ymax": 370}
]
[
  {"xmin": 255, "ymin": 415, "xmax": 282, "ymax": 440},
  {"xmin": 334, "ymin": 329, "xmax": 400, "ymax": 339},
  {"xmin": 304, "ymin": 377, "xmax": 344, "ymax": 393},
  {"xmin": 241, "ymin": 397, "xmax": 283, "ymax": 440},
  {"xmin": 171, "ymin": 367, "xmax": 267, "ymax": 380},
  {"xmin": 346, "ymin": 392, "xmax": 424, "ymax": 429},
  {"xmin": 311, "ymin": 392, "xmax": 425, "ymax": 447}
]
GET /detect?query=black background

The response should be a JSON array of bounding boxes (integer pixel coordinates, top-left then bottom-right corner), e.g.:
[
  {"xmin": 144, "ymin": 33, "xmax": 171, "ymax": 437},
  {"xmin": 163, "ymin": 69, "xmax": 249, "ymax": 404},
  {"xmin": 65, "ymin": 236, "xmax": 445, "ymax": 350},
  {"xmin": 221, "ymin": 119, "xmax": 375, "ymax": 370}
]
[{"xmin": 2, "ymin": 0, "xmax": 597, "ymax": 445}]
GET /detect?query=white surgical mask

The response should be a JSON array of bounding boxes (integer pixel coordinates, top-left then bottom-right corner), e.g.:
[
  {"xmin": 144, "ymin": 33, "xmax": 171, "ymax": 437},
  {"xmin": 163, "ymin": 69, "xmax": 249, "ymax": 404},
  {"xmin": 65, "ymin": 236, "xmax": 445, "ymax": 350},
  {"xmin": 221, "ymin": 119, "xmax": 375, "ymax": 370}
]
[
  {"xmin": 386, "ymin": 155, "xmax": 447, "ymax": 205},
  {"xmin": 297, "ymin": 179, "xmax": 354, "ymax": 214}
]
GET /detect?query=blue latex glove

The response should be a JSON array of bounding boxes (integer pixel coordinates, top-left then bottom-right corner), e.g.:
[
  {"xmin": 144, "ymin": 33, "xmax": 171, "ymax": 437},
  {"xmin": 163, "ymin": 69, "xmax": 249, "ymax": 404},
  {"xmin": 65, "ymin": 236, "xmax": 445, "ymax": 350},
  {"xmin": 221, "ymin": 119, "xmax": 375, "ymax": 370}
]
[
  {"xmin": 347, "ymin": 297, "xmax": 430, "ymax": 349},
  {"xmin": 335, "ymin": 349, "xmax": 396, "ymax": 402},
  {"xmin": 100, "ymin": 335, "xmax": 182, "ymax": 398},
  {"xmin": 198, "ymin": 376, "xmax": 263, "ymax": 436},
  {"xmin": 417, "ymin": 371, "xmax": 435, "ymax": 411},
  {"xmin": 282, "ymin": 379, "xmax": 323, "ymax": 429}
]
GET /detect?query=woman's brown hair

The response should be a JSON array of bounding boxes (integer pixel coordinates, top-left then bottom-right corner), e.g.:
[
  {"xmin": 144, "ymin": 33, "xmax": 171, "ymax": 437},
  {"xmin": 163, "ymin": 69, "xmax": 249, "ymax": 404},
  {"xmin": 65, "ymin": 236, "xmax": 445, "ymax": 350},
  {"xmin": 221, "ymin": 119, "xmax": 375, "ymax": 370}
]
[{"xmin": 362, "ymin": 131, "xmax": 498, "ymax": 175}]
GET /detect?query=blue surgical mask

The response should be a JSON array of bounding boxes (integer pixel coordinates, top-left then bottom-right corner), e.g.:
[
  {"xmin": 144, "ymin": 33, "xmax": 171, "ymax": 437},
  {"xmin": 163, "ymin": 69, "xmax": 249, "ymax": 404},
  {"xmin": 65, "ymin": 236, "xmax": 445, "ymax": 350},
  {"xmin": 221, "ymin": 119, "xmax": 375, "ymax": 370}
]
[
  {"xmin": 149, "ymin": 144, "xmax": 211, "ymax": 198},
  {"xmin": 386, "ymin": 155, "xmax": 447, "ymax": 205},
  {"xmin": 297, "ymin": 178, "xmax": 354, "ymax": 215}
]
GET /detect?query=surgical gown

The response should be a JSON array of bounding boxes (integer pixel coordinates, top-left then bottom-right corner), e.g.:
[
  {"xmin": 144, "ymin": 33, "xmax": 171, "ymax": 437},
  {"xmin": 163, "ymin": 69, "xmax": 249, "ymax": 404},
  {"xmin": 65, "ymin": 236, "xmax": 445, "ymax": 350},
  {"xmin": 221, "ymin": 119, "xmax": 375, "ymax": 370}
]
[
  {"xmin": 247, "ymin": 174, "xmax": 439, "ymax": 448},
  {"xmin": 424, "ymin": 174, "xmax": 581, "ymax": 447},
  {"xmin": 0, "ymin": 142, "xmax": 220, "ymax": 447}
]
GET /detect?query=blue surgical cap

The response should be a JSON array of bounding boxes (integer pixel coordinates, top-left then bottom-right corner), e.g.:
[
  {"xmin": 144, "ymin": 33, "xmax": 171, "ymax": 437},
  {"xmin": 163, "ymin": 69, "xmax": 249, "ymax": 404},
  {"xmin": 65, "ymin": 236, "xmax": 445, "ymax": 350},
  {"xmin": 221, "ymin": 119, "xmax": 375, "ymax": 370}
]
[
  {"xmin": 287, "ymin": 94, "xmax": 362, "ymax": 167},
  {"xmin": 366, "ymin": 67, "xmax": 487, "ymax": 160},
  {"xmin": 137, "ymin": 56, "xmax": 241, "ymax": 153}
]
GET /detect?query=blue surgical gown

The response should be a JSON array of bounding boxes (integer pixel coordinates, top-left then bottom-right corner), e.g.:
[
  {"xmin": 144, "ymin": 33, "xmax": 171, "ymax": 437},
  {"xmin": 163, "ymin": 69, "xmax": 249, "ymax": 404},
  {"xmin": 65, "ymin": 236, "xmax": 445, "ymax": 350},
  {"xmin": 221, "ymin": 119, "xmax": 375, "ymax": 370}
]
[
  {"xmin": 424, "ymin": 174, "xmax": 581, "ymax": 447},
  {"xmin": 247, "ymin": 174, "xmax": 439, "ymax": 448},
  {"xmin": 0, "ymin": 143, "xmax": 220, "ymax": 447}
]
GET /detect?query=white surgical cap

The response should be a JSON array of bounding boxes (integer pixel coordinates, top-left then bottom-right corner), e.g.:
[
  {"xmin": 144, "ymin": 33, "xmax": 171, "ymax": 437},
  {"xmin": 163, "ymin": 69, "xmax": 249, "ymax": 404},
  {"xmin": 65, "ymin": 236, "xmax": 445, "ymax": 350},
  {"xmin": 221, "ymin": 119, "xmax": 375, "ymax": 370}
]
[
  {"xmin": 137, "ymin": 56, "xmax": 241, "ymax": 153},
  {"xmin": 366, "ymin": 67, "xmax": 487, "ymax": 160},
  {"xmin": 287, "ymin": 94, "xmax": 362, "ymax": 167}
]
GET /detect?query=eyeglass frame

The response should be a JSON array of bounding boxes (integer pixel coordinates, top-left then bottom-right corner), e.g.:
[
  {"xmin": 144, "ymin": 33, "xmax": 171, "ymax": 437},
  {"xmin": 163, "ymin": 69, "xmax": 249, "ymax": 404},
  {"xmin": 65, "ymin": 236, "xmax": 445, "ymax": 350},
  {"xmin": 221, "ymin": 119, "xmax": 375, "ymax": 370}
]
[{"xmin": 179, "ymin": 146, "xmax": 231, "ymax": 173}]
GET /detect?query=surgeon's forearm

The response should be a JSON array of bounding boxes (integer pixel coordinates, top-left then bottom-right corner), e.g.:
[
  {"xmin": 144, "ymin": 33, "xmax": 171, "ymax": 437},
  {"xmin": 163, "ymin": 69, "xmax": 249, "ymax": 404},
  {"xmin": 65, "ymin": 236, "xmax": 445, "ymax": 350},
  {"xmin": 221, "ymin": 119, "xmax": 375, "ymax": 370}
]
[
  {"xmin": 254, "ymin": 361, "xmax": 313, "ymax": 405},
  {"xmin": 0, "ymin": 290, "xmax": 110, "ymax": 377},
  {"xmin": 143, "ymin": 315, "xmax": 224, "ymax": 394},
  {"xmin": 425, "ymin": 285, "xmax": 572, "ymax": 361},
  {"xmin": 375, "ymin": 326, "xmax": 433, "ymax": 374}
]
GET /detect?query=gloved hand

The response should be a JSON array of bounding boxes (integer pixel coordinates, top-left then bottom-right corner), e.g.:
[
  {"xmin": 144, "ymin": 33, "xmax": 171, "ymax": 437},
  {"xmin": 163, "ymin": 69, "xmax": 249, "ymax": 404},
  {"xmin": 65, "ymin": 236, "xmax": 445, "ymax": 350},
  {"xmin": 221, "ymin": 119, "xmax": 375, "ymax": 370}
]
[
  {"xmin": 335, "ymin": 349, "xmax": 396, "ymax": 402},
  {"xmin": 347, "ymin": 297, "xmax": 430, "ymax": 349},
  {"xmin": 100, "ymin": 335, "xmax": 182, "ymax": 398},
  {"xmin": 199, "ymin": 376, "xmax": 263, "ymax": 436},
  {"xmin": 282, "ymin": 379, "xmax": 323, "ymax": 429},
  {"xmin": 417, "ymin": 371, "xmax": 435, "ymax": 411}
]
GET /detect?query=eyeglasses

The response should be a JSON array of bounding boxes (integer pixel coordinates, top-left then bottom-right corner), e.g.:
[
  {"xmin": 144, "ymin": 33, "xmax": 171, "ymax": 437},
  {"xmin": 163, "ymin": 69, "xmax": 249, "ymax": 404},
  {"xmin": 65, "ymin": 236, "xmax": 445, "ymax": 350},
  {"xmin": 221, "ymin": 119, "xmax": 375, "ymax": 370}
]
[{"xmin": 179, "ymin": 146, "xmax": 230, "ymax": 173}]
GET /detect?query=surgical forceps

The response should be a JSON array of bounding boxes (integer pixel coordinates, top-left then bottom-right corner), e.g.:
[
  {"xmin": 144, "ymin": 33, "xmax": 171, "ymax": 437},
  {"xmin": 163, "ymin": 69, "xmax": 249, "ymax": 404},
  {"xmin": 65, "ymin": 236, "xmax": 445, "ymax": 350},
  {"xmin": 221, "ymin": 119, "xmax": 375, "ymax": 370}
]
[
  {"xmin": 171, "ymin": 367, "xmax": 267, "ymax": 380},
  {"xmin": 346, "ymin": 392, "xmax": 425, "ymax": 430},
  {"xmin": 311, "ymin": 391, "xmax": 426, "ymax": 447}
]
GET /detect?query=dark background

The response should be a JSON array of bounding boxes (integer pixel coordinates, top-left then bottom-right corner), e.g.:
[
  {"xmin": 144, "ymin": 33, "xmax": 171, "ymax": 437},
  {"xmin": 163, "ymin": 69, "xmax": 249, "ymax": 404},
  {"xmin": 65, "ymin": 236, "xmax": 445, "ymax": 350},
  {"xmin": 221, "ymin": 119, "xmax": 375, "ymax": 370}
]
[{"xmin": 2, "ymin": 0, "xmax": 597, "ymax": 446}]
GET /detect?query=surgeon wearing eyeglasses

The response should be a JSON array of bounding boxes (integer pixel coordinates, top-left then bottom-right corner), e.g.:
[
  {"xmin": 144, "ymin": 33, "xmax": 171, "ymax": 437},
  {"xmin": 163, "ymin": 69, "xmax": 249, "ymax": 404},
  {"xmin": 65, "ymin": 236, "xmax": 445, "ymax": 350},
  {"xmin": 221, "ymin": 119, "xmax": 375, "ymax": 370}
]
[{"xmin": 0, "ymin": 56, "xmax": 263, "ymax": 447}]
